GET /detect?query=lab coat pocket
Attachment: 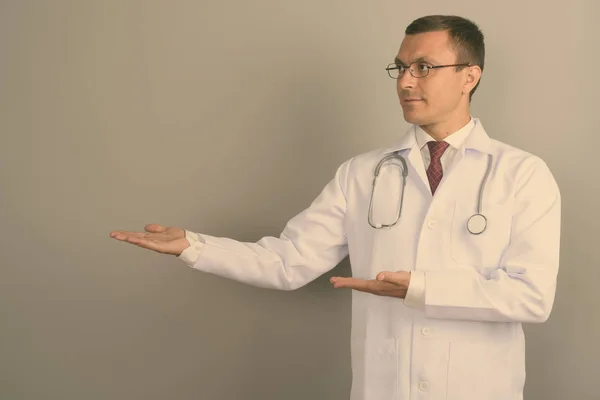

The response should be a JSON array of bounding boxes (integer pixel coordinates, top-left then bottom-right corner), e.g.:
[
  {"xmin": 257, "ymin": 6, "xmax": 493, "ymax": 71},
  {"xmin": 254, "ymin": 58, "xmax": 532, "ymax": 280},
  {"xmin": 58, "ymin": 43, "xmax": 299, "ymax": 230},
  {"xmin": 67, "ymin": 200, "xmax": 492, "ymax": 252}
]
[
  {"xmin": 450, "ymin": 201, "xmax": 512, "ymax": 271},
  {"xmin": 350, "ymin": 337, "xmax": 397, "ymax": 399},
  {"xmin": 446, "ymin": 340, "xmax": 520, "ymax": 400}
]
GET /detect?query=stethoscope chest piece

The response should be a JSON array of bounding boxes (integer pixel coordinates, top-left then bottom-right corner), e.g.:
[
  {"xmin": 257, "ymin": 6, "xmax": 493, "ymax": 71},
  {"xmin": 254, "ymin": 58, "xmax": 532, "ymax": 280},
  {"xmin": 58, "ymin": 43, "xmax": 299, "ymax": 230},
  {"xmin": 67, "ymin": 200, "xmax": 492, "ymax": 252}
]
[{"xmin": 467, "ymin": 213, "xmax": 487, "ymax": 235}]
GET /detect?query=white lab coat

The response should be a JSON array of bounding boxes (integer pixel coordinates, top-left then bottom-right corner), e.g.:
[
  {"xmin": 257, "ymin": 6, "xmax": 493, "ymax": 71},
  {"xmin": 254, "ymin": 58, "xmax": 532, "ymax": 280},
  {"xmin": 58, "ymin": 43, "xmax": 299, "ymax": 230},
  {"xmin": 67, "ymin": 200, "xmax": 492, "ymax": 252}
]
[{"xmin": 188, "ymin": 118, "xmax": 561, "ymax": 400}]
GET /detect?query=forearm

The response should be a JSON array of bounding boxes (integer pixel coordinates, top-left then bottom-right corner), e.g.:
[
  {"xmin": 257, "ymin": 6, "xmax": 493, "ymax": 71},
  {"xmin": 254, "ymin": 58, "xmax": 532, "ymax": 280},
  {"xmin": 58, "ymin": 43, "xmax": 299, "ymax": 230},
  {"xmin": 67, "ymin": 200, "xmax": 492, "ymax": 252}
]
[
  {"xmin": 407, "ymin": 158, "xmax": 561, "ymax": 323},
  {"xmin": 418, "ymin": 194, "xmax": 560, "ymax": 322},
  {"xmin": 184, "ymin": 231, "xmax": 347, "ymax": 290},
  {"xmin": 422, "ymin": 264, "xmax": 557, "ymax": 323},
  {"xmin": 177, "ymin": 159, "xmax": 353, "ymax": 290}
]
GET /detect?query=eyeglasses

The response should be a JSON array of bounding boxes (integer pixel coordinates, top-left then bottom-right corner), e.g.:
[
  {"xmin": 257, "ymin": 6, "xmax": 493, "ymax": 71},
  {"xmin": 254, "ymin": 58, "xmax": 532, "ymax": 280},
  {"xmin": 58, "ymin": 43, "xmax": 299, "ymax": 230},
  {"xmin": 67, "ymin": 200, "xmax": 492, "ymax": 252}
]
[{"xmin": 386, "ymin": 61, "xmax": 471, "ymax": 79}]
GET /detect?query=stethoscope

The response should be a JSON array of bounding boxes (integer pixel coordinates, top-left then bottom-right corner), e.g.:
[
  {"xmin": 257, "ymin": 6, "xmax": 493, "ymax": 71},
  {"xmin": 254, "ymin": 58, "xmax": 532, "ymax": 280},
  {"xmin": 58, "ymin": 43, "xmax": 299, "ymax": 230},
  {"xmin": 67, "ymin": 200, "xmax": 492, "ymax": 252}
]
[{"xmin": 367, "ymin": 151, "xmax": 493, "ymax": 235}]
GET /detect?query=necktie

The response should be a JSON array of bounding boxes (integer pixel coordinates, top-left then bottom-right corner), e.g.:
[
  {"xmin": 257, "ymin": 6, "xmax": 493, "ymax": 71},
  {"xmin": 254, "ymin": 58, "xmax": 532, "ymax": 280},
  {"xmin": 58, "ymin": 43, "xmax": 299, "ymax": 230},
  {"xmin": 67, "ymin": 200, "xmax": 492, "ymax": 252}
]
[{"xmin": 426, "ymin": 141, "xmax": 449, "ymax": 195}]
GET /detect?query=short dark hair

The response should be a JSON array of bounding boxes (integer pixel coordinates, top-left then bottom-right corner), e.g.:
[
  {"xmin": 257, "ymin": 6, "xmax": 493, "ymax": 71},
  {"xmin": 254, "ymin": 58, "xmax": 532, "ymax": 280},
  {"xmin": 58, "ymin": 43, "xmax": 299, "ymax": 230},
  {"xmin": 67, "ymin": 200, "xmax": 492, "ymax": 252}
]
[{"xmin": 405, "ymin": 15, "xmax": 485, "ymax": 100}]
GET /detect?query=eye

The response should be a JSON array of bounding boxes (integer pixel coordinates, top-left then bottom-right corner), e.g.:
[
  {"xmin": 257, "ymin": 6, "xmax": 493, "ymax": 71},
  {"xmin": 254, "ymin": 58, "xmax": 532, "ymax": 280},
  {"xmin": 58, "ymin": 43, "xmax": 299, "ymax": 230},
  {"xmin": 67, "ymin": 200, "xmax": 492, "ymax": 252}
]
[{"xmin": 417, "ymin": 63, "xmax": 430, "ymax": 72}]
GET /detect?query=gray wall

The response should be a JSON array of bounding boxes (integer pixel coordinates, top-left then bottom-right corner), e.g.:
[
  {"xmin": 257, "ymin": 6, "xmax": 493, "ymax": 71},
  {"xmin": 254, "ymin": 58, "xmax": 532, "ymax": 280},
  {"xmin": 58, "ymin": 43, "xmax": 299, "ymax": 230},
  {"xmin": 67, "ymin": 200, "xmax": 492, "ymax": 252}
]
[{"xmin": 1, "ymin": 1, "xmax": 598, "ymax": 399}]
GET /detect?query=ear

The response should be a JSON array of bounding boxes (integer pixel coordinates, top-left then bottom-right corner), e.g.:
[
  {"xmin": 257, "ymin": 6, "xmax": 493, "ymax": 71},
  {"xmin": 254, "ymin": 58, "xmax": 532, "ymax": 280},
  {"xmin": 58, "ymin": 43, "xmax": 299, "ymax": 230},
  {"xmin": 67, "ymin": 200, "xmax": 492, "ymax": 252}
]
[{"xmin": 463, "ymin": 65, "xmax": 482, "ymax": 95}]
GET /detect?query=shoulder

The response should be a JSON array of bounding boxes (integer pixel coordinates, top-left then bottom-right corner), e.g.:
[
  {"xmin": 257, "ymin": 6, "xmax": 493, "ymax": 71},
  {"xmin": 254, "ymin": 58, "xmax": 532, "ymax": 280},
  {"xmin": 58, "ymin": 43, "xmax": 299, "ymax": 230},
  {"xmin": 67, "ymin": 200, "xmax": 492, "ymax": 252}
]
[
  {"xmin": 488, "ymin": 138, "xmax": 560, "ymax": 198},
  {"xmin": 335, "ymin": 146, "xmax": 396, "ymax": 176}
]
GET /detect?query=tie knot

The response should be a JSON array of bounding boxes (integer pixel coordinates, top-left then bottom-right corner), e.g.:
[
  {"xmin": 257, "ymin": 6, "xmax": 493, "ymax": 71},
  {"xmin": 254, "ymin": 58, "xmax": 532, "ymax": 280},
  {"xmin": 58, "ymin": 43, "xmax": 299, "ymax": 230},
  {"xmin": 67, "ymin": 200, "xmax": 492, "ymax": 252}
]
[{"xmin": 427, "ymin": 140, "xmax": 449, "ymax": 161}]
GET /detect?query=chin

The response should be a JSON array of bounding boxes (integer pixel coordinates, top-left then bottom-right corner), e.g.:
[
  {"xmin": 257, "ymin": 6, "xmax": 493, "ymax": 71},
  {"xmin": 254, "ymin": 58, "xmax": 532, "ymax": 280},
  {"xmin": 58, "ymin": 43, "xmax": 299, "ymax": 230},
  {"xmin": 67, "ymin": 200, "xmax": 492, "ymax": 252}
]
[{"xmin": 402, "ymin": 111, "xmax": 429, "ymax": 126}]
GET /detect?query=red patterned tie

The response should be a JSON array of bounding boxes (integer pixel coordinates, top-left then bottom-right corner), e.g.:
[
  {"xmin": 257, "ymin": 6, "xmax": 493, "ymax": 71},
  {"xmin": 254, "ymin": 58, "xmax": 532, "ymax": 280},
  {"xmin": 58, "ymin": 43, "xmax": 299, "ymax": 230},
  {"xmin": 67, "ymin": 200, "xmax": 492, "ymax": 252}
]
[{"xmin": 426, "ymin": 141, "xmax": 449, "ymax": 195}]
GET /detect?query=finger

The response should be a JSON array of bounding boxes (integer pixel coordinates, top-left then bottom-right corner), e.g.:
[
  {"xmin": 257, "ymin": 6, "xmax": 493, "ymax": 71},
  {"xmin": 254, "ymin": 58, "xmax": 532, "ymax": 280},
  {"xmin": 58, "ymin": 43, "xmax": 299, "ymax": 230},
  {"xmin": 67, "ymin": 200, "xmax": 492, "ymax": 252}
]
[
  {"xmin": 332, "ymin": 277, "xmax": 404, "ymax": 297},
  {"xmin": 377, "ymin": 271, "xmax": 408, "ymax": 286},
  {"xmin": 144, "ymin": 224, "xmax": 167, "ymax": 233},
  {"xmin": 330, "ymin": 277, "xmax": 355, "ymax": 287},
  {"xmin": 376, "ymin": 271, "xmax": 397, "ymax": 281},
  {"xmin": 117, "ymin": 235, "xmax": 168, "ymax": 253},
  {"xmin": 109, "ymin": 231, "xmax": 148, "ymax": 241},
  {"xmin": 330, "ymin": 277, "xmax": 352, "ymax": 288},
  {"xmin": 330, "ymin": 277, "xmax": 373, "ymax": 291},
  {"xmin": 109, "ymin": 230, "xmax": 134, "ymax": 240}
]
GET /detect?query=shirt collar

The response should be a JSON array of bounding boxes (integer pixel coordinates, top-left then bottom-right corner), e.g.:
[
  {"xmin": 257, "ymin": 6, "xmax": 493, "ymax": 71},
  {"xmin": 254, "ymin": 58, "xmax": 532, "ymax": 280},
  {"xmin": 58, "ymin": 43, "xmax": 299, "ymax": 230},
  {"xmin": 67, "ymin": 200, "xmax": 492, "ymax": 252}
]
[
  {"xmin": 383, "ymin": 117, "xmax": 492, "ymax": 155},
  {"xmin": 415, "ymin": 117, "xmax": 474, "ymax": 150}
]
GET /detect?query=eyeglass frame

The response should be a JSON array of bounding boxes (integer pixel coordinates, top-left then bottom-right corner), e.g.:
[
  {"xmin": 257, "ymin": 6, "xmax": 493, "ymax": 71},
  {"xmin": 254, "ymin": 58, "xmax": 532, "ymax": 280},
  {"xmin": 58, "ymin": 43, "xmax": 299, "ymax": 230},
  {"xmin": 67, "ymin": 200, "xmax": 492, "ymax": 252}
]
[{"xmin": 386, "ymin": 61, "xmax": 472, "ymax": 79}]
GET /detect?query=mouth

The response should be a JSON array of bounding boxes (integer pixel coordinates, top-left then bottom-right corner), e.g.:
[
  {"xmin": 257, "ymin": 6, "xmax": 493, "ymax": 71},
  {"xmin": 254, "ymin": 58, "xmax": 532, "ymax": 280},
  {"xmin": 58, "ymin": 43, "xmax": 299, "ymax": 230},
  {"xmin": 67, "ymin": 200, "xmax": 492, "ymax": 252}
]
[{"xmin": 401, "ymin": 98, "xmax": 424, "ymax": 105}]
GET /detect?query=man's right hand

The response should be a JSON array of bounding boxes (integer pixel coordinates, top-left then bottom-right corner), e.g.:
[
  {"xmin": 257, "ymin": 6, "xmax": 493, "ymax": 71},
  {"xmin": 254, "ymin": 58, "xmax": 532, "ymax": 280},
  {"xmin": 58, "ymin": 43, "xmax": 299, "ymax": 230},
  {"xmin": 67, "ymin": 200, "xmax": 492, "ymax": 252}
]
[{"xmin": 109, "ymin": 224, "xmax": 190, "ymax": 256}]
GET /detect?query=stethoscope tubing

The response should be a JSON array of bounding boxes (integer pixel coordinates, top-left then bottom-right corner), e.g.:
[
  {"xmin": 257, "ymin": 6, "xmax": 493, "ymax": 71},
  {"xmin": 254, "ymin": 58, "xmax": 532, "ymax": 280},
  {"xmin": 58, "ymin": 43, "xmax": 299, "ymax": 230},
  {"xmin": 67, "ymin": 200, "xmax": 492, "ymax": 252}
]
[{"xmin": 368, "ymin": 151, "xmax": 493, "ymax": 234}]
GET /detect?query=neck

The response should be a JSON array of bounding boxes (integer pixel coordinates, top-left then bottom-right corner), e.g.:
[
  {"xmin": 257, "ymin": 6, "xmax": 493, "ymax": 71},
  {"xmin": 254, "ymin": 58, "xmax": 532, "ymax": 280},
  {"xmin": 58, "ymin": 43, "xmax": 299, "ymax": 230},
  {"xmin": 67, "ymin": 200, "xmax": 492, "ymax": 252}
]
[{"xmin": 419, "ymin": 112, "xmax": 471, "ymax": 141}]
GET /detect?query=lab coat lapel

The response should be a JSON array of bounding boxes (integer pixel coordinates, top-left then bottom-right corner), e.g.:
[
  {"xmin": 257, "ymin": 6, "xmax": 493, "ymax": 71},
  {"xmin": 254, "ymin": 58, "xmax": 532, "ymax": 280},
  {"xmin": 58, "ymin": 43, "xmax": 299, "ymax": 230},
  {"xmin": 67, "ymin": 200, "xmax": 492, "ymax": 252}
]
[
  {"xmin": 407, "ymin": 146, "xmax": 430, "ymax": 193},
  {"xmin": 432, "ymin": 120, "xmax": 493, "ymax": 198},
  {"xmin": 383, "ymin": 126, "xmax": 431, "ymax": 194},
  {"xmin": 463, "ymin": 119, "xmax": 493, "ymax": 155}
]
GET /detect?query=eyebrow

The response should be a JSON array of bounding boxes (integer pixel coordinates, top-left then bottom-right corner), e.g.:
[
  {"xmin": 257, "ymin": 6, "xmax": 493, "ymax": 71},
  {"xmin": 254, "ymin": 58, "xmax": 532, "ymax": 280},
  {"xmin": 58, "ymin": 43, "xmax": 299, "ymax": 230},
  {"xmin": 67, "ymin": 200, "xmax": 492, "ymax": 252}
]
[{"xmin": 394, "ymin": 56, "xmax": 437, "ymax": 65}]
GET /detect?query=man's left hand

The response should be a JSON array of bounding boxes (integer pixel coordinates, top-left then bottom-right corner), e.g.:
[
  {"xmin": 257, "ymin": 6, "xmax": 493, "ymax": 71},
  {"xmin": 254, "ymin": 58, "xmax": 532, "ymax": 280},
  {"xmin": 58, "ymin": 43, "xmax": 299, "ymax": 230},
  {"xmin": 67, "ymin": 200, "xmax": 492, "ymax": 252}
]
[{"xmin": 329, "ymin": 271, "xmax": 411, "ymax": 298}]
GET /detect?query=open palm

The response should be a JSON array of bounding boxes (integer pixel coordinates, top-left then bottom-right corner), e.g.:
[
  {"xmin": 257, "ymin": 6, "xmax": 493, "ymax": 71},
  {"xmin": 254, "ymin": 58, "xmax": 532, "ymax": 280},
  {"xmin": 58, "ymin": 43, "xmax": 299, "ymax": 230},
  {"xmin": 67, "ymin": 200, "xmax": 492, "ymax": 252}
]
[{"xmin": 109, "ymin": 224, "xmax": 189, "ymax": 256}]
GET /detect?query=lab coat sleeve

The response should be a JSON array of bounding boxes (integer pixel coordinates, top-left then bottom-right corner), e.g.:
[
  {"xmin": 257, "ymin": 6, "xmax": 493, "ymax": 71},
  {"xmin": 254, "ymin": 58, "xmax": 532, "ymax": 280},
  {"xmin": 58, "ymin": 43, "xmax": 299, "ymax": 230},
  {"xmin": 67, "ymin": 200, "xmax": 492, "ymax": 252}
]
[
  {"xmin": 181, "ymin": 160, "xmax": 352, "ymax": 291},
  {"xmin": 403, "ymin": 271, "xmax": 426, "ymax": 310},
  {"xmin": 177, "ymin": 230, "xmax": 205, "ymax": 267},
  {"xmin": 422, "ymin": 158, "xmax": 561, "ymax": 323}
]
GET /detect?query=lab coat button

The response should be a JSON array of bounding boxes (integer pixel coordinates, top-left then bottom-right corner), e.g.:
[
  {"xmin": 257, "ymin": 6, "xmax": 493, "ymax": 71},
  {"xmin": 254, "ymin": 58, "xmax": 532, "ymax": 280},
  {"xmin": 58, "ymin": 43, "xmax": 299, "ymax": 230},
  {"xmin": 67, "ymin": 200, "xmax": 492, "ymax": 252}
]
[
  {"xmin": 427, "ymin": 219, "xmax": 436, "ymax": 228},
  {"xmin": 421, "ymin": 327, "xmax": 432, "ymax": 336},
  {"xmin": 419, "ymin": 381, "xmax": 430, "ymax": 391}
]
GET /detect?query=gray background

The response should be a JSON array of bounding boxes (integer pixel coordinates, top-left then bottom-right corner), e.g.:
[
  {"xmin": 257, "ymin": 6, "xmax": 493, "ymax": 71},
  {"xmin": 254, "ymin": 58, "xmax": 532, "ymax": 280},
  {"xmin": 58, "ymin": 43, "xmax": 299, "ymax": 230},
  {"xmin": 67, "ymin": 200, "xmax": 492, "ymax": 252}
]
[{"xmin": 1, "ymin": 0, "xmax": 598, "ymax": 399}]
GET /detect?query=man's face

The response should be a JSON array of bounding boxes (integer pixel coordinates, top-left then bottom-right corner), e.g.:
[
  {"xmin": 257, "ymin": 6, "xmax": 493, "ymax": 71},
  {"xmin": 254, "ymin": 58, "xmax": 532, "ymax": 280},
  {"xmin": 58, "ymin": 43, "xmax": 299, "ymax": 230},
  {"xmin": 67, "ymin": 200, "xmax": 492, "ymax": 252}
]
[{"xmin": 395, "ymin": 30, "xmax": 471, "ymax": 127}]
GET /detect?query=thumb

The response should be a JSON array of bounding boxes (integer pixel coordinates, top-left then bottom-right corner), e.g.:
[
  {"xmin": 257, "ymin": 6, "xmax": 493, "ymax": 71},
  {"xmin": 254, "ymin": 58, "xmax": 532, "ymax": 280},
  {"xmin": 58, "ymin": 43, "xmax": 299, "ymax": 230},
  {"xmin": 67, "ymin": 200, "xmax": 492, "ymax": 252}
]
[
  {"xmin": 376, "ymin": 271, "xmax": 401, "ymax": 283},
  {"xmin": 144, "ymin": 224, "xmax": 167, "ymax": 233}
]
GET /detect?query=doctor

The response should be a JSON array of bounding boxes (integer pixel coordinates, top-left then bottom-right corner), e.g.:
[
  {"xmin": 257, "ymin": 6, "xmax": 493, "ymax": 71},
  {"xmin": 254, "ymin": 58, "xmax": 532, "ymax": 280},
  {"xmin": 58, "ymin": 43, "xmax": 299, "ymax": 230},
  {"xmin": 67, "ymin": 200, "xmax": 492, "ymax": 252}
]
[{"xmin": 110, "ymin": 15, "xmax": 561, "ymax": 400}]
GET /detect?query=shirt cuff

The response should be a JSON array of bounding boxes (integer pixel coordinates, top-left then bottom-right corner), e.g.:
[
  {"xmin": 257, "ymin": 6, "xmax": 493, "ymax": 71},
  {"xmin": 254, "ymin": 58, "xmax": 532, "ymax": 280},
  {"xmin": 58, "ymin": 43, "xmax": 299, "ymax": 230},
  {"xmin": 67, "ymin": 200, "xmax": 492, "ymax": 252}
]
[
  {"xmin": 403, "ymin": 270, "xmax": 426, "ymax": 311},
  {"xmin": 177, "ymin": 230, "xmax": 205, "ymax": 267}
]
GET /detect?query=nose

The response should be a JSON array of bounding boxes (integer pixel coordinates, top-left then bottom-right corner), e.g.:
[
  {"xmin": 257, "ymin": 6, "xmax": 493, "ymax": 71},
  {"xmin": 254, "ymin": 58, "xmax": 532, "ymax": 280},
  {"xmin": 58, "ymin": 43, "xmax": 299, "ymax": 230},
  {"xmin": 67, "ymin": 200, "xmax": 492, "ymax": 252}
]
[{"xmin": 397, "ymin": 70, "xmax": 416, "ymax": 90}]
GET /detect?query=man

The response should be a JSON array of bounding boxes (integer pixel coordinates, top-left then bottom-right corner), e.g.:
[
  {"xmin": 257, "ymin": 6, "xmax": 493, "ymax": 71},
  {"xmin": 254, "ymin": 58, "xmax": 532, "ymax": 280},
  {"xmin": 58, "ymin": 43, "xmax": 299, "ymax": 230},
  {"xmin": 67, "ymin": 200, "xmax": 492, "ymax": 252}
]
[{"xmin": 111, "ymin": 15, "xmax": 561, "ymax": 400}]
